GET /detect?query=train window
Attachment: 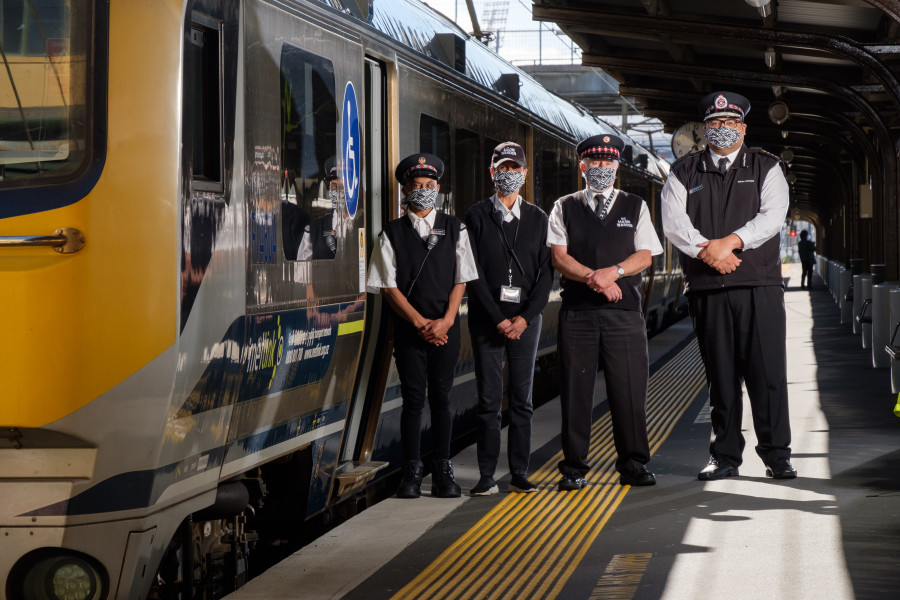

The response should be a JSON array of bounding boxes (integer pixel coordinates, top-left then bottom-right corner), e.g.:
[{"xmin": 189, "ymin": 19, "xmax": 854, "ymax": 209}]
[
  {"xmin": 540, "ymin": 149, "xmax": 558, "ymax": 211},
  {"xmin": 0, "ymin": 0, "xmax": 91, "ymax": 186},
  {"xmin": 455, "ymin": 129, "xmax": 480, "ymax": 213},
  {"xmin": 419, "ymin": 114, "xmax": 452, "ymax": 213},
  {"xmin": 484, "ymin": 137, "xmax": 500, "ymax": 199},
  {"xmin": 560, "ymin": 155, "xmax": 577, "ymax": 197},
  {"xmin": 189, "ymin": 15, "xmax": 223, "ymax": 191},
  {"xmin": 280, "ymin": 45, "xmax": 337, "ymax": 261}
]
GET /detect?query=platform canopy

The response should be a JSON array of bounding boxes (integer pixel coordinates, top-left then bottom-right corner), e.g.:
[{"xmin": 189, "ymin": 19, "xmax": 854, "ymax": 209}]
[{"xmin": 532, "ymin": 0, "xmax": 900, "ymax": 274}]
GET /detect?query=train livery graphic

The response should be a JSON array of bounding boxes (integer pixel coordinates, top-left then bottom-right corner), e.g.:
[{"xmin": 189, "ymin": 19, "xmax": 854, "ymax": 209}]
[{"xmin": 0, "ymin": 1, "xmax": 685, "ymax": 598}]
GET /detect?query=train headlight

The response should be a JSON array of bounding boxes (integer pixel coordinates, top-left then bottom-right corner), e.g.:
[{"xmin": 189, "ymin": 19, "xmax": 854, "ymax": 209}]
[
  {"xmin": 48, "ymin": 559, "xmax": 98, "ymax": 600},
  {"xmin": 10, "ymin": 550, "xmax": 106, "ymax": 600}
]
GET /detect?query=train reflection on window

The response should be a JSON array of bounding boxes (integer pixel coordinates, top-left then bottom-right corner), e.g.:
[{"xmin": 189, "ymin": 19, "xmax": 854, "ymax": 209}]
[
  {"xmin": 419, "ymin": 114, "xmax": 451, "ymax": 215},
  {"xmin": 280, "ymin": 44, "xmax": 338, "ymax": 261},
  {"xmin": 0, "ymin": 0, "xmax": 90, "ymax": 186}
]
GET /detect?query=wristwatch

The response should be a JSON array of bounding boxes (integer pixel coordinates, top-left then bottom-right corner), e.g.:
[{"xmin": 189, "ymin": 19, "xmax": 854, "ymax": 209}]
[{"xmin": 616, "ymin": 264, "xmax": 625, "ymax": 278}]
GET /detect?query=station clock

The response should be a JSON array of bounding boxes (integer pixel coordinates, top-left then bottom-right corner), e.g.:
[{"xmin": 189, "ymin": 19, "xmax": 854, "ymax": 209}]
[{"xmin": 671, "ymin": 121, "xmax": 707, "ymax": 158}]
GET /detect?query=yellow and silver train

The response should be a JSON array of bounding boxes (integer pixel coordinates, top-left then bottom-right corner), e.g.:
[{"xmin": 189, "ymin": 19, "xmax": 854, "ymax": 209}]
[{"xmin": 0, "ymin": 1, "xmax": 684, "ymax": 598}]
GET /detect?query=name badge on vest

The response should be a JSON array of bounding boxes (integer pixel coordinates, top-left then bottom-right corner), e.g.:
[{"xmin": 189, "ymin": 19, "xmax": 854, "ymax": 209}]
[{"xmin": 500, "ymin": 285, "xmax": 522, "ymax": 303}]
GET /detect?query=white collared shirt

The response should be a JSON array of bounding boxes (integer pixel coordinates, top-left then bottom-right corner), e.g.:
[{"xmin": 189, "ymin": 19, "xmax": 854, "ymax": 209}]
[
  {"xmin": 661, "ymin": 148, "xmax": 790, "ymax": 258},
  {"xmin": 366, "ymin": 208, "xmax": 479, "ymax": 293},
  {"xmin": 708, "ymin": 146, "xmax": 741, "ymax": 171},
  {"xmin": 547, "ymin": 188, "xmax": 663, "ymax": 255},
  {"xmin": 491, "ymin": 194, "xmax": 522, "ymax": 222}
]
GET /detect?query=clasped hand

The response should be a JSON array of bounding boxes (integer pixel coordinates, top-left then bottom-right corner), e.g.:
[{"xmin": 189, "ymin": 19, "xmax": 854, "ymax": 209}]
[
  {"xmin": 419, "ymin": 317, "xmax": 450, "ymax": 345},
  {"xmin": 497, "ymin": 316, "xmax": 528, "ymax": 340},
  {"xmin": 697, "ymin": 237, "xmax": 742, "ymax": 274},
  {"xmin": 585, "ymin": 267, "xmax": 623, "ymax": 302}
]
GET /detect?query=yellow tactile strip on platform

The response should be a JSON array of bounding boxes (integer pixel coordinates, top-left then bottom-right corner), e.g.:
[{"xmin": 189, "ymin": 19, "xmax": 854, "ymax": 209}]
[{"xmin": 391, "ymin": 340, "xmax": 706, "ymax": 600}]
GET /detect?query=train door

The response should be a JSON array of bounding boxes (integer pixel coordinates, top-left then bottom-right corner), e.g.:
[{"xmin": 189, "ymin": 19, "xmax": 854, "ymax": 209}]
[
  {"xmin": 338, "ymin": 56, "xmax": 392, "ymax": 479},
  {"xmin": 223, "ymin": 1, "xmax": 368, "ymax": 519}
]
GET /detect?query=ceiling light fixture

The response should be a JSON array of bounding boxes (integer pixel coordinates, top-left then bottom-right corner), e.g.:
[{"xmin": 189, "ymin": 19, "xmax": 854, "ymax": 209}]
[
  {"xmin": 744, "ymin": 0, "xmax": 773, "ymax": 18},
  {"xmin": 768, "ymin": 101, "xmax": 790, "ymax": 125},
  {"xmin": 765, "ymin": 47, "xmax": 777, "ymax": 70}
]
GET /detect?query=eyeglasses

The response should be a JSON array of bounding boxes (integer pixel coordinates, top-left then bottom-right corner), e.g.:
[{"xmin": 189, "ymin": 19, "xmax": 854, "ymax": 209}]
[
  {"xmin": 706, "ymin": 118, "xmax": 741, "ymax": 129},
  {"xmin": 408, "ymin": 181, "xmax": 438, "ymax": 190}
]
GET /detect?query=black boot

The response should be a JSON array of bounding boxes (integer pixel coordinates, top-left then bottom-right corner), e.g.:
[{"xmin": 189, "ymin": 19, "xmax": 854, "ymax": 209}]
[
  {"xmin": 397, "ymin": 460, "xmax": 423, "ymax": 498},
  {"xmin": 431, "ymin": 459, "xmax": 462, "ymax": 498}
]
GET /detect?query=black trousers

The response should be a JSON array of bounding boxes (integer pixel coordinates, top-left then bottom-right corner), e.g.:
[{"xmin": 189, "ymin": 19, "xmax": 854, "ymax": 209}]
[
  {"xmin": 688, "ymin": 286, "xmax": 792, "ymax": 466},
  {"xmin": 557, "ymin": 308, "xmax": 651, "ymax": 476},
  {"xmin": 801, "ymin": 261, "xmax": 814, "ymax": 288},
  {"xmin": 393, "ymin": 319, "xmax": 461, "ymax": 463},
  {"xmin": 469, "ymin": 314, "xmax": 542, "ymax": 477}
]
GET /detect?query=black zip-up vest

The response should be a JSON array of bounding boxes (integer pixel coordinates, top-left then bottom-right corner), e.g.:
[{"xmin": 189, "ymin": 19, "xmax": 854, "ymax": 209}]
[
  {"xmin": 306, "ymin": 212, "xmax": 337, "ymax": 259},
  {"xmin": 559, "ymin": 189, "xmax": 643, "ymax": 312},
  {"xmin": 383, "ymin": 211, "xmax": 462, "ymax": 320},
  {"xmin": 670, "ymin": 146, "xmax": 785, "ymax": 293}
]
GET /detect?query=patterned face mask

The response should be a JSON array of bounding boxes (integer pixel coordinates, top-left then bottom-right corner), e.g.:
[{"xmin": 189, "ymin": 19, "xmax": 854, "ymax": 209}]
[
  {"xmin": 584, "ymin": 166, "xmax": 617, "ymax": 192},
  {"xmin": 493, "ymin": 170, "xmax": 526, "ymax": 196},
  {"xmin": 406, "ymin": 187, "xmax": 438, "ymax": 211},
  {"xmin": 705, "ymin": 124, "xmax": 742, "ymax": 149}
]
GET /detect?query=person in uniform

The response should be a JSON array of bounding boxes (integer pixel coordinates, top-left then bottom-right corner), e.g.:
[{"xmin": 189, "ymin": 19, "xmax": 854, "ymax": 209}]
[
  {"xmin": 661, "ymin": 91, "xmax": 796, "ymax": 481},
  {"xmin": 297, "ymin": 157, "xmax": 340, "ymax": 261},
  {"xmin": 798, "ymin": 230, "xmax": 816, "ymax": 289},
  {"xmin": 548, "ymin": 134, "xmax": 663, "ymax": 491},
  {"xmin": 366, "ymin": 152, "xmax": 478, "ymax": 498},
  {"xmin": 464, "ymin": 141, "xmax": 553, "ymax": 496},
  {"xmin": 281, "ymin": 168, "xmax": 310, "ymax": 261}
]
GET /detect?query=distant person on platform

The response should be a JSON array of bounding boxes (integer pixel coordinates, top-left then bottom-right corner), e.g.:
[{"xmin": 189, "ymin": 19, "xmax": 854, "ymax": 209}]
[
  {"xmin": 549, "ymin": 133, "xmax": 663, "ymax": 492},
  {"xmin": 366, "ymin": 152, "xmax": 478, "ymax": 499},
  {"xmin": 798, "ymin": 230, "xmax": 816, "ymax": 289},
  {"xmin": 662, "ymin": 91, "xmax": 796, "ymax": 481},
  {"xmin": 465, "ymin": 141, "xmax": 552, "ymax": 496}
]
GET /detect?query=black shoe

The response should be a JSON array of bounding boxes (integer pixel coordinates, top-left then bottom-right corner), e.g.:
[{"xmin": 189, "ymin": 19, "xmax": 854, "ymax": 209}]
[
  {"xmin": 508, "ymin": 474, "xmax": 539, "ymax": 493},
  {"xmin": 397, "ymin": 460, "xmax": 423, "ymax": 498},
  {"xmin": 698, "ymin": 456, "xmax": 739, "ymax": 481},
  {"xmin": 470, "ymin": 475, "xmax": 499, "ymax": 496},
  {"xmin": 558, "ymin": 473, "xmax": 587, "ymax": 491},
  {"xmin": 619, "ymin": 466, "xmax": 656, "ymax": 486},
  {"xmin": 765, "ymin": 457, "xmax": 798, "ymax": 479},
  {"xmin": 431, "ymin": 459, "xmax": 462, "ymax": 498}
]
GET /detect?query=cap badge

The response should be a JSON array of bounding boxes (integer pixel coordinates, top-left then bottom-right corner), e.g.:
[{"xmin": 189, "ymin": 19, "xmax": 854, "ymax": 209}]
[
  {"xmin": 715, "ymin": 94, "xmax": 728, "ymax": 109},
  {"xmin": 418, "ymin": 156, "xmax": 426, "ymax": 164},
  {"xmin": 603, "ymin": 136, "xmax": 610, "ymax": 143},
  {"xmin": 502, "ymin": 147, "xmax": 516, "ymax": 155}
]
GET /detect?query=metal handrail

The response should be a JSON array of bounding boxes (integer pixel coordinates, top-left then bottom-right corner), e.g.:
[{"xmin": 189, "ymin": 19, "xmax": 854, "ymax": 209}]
[
  {"xmin": 885, "ymin": 321, "xmax": 900, "ymax": 360},
  {"xmin": 857, "ymin": 298, "xmax": 873, "ymax": 324},
  {"xmin": 0, "ymin": 228, "xmax": 85, "ymax": 253}
]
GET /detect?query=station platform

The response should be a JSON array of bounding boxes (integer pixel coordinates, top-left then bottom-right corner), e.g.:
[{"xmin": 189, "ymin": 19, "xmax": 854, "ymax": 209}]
[{"xmin": 227, "ymin": 263, "xmax": 900, "ymax": 600}]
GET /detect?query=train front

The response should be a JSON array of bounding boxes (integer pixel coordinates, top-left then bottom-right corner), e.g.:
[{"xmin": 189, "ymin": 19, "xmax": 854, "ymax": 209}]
[{"xmin": 1, "ymin": 2, "xmax": 187, "ymax": 599}]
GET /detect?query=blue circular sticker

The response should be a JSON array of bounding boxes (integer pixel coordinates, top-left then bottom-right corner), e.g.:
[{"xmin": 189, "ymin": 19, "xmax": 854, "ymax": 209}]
[{"xmin": 341, "ymin": 82, "xmax": 361, "ymax": 220}]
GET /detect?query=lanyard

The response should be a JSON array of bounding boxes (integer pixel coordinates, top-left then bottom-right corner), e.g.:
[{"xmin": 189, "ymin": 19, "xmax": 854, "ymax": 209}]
[
  {"xmin": 493, "ymin": 208, "xmax": 523, "ymax": 286},
  {"xmin": 592, "ymin": 188, "xmax": 618, "ymax": 217}
]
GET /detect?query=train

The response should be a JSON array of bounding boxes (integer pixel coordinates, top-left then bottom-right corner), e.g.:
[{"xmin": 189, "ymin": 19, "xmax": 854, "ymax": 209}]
[{"xmin": 0, "ymin": 1, "xmax": 685, "ymax": 598}]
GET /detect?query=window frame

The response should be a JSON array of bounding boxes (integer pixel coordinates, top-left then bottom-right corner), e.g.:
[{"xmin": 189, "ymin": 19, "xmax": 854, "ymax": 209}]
[
  {"xmin": 189, "ymin": 12, "xmax": 225, "ymax": 193},
  {"xmin": 0, "ymin": 0, "xmax": 108, "ymax": 219},
  {"xmin": 278, "ymin": 42, "xmax": 338, "ymax": 262}
]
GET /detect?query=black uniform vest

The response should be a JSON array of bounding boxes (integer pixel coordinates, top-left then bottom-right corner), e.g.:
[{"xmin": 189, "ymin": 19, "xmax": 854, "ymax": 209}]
[
  {"xmin": 670, "ymin": 146, "xmax": 785, "ymax": 293},
  {"xmin": 383, "ymin": 211, "xmax": 462, "ymax": 320},
  {"xmin": 465, "ymin": 198, "xmax": 550, "ymax": 325},
  {"xmin": 306, "ymin": 213, "xmax": 337, "ymax": 259},
  {"xmin": 560, "ymin": 189, "xmax": 642, "ymax": 312}
]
